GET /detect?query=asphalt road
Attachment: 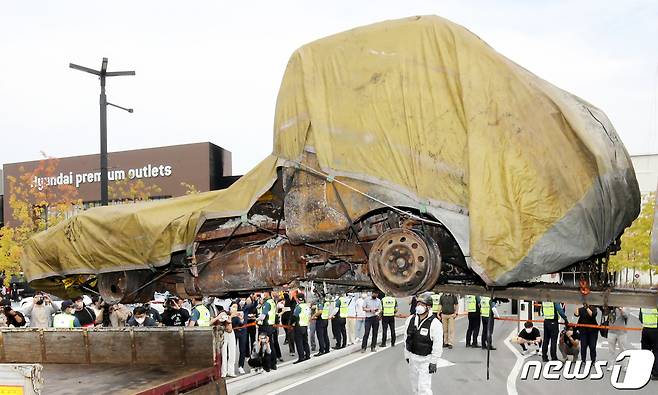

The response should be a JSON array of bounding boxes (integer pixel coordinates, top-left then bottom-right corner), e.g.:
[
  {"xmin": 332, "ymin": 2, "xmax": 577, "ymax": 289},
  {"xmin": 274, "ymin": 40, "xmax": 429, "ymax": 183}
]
[{"xmin": 233, "ymin": 300, "xmax": 658, "ymax": 395}]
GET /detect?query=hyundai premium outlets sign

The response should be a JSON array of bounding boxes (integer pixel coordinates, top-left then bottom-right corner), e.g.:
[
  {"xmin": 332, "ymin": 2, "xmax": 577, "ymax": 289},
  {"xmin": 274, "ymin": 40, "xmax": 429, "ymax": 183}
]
[
  {"xmin": 30, "ymin": 164, "xmax": 173, "ymax": 190},
  {"xmin": 520, "ymin": 350, "xmax": 655, "ymax": 389}
]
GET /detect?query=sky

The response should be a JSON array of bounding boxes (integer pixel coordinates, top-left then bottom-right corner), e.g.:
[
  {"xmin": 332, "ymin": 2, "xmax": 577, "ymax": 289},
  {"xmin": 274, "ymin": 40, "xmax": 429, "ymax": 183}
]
[{"xmin": 1, "ymin": 0, "xmax": 657, "ymax": 175}]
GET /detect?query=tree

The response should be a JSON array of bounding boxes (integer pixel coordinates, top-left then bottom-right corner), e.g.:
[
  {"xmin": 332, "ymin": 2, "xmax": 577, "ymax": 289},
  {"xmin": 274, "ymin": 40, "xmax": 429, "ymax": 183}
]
[
  {"xmin": 108, "ymin": 178, "xmax": 162, "ymax": 202},
  {"xmin": 609, "ymin": 193, "xmax": 655, "ymax": 275},
  {"xmin": 0, "ymin": 155, "xmax": 82, "ymax": 280},
  {"xmin": 181, "ymin": 182, "xmax": 200, "ymax": 195}
]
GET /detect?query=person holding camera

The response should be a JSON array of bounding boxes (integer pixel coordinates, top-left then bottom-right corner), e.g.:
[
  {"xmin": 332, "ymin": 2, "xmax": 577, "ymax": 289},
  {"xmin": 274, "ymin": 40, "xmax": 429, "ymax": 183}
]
[
  {"xmin": 162, "ymin": 296, "xmax": 190, "ymax": 327},
  {"xmin": 574, "ymin": 302, "xmax": 598, "ymax": 362},
  {"xmin": 249, "ymin": 333, "xmax": 276, "ymax": 372},
  {"xmin": 24, "ymin": 293, "xmax": 56, "ymax": 328}
]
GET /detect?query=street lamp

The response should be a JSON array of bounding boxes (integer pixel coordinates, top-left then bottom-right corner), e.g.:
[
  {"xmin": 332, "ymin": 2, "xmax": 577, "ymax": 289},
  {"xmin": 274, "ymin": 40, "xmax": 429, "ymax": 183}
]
[{"xmin": 70, "ymin": 57, "xmax": 135, "ymax": 206}]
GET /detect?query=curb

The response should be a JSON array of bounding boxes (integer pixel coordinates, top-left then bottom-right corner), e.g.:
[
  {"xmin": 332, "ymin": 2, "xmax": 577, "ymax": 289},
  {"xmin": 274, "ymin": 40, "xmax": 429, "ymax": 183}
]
[{"xmin": 226, "ymin": 343, "xmax": 364, "ymax": 394}]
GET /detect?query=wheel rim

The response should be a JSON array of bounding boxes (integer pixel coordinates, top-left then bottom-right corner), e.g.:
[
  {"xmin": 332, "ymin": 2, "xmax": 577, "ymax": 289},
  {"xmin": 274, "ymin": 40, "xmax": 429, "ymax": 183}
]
[{"xmin": 368, "ymin": 228, "xmax": 441, "ymax": 296}]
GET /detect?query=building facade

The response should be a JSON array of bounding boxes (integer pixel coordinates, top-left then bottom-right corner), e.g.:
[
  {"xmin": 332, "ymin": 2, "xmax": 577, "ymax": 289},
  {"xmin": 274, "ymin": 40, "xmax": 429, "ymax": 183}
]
[
  {"xmin": 2, "ymin": 142, "xmax": 237, "ymax": 226},
  {"xmin": 631, "ymin": 153, "xmax": 658, "ymax": 195}
]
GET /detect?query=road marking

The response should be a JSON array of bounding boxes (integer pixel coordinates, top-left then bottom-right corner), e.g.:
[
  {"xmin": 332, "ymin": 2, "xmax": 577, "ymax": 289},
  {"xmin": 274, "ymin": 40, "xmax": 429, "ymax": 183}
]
[{"xmin": 503, "ymin": 328, "xmax": 526, "ymax": 395}]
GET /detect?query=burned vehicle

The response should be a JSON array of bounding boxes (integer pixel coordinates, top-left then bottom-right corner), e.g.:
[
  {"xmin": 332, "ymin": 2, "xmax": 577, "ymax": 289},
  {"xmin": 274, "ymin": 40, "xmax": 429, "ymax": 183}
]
[{"xmin": 22, "ymin": 16, "xmax": 641, "ymax": 303}]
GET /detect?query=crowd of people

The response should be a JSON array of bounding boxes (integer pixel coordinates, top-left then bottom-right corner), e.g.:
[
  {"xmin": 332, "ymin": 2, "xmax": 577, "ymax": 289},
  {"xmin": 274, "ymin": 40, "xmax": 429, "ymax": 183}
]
[{"xmin": 1, "ymin": 289, "xmax": 656, "ymax": 382}]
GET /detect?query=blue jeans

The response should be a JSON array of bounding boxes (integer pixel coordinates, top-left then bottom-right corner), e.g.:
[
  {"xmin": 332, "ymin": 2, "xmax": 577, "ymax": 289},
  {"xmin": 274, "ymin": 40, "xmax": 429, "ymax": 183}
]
[{"xmin": 355, "ymin": 318, "xmax": 365, "ymax": 339}]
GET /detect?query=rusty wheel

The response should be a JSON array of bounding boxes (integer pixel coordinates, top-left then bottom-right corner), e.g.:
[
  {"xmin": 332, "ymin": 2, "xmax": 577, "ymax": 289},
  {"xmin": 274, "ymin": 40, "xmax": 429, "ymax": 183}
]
[{"xmin": 368, "ymin": 228, "xmax": 441, "ymax": 296}]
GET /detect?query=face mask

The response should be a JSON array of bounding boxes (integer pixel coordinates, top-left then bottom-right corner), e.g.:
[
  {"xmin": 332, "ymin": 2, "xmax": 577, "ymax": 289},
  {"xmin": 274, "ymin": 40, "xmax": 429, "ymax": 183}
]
[
  {"xmin": 524, "ymin": 328, "xmax": 533, "ymax": 333},
  {"xmin": 415, "ymin": 305, "xmax": 427, "ymax": 315},
  {"xmin": 135, "ymin": 317, "xmax": 145, "ymax": 324},
  {"xmin": 361, "ymin": 294, "xmax": 367, "ymax": 299}
]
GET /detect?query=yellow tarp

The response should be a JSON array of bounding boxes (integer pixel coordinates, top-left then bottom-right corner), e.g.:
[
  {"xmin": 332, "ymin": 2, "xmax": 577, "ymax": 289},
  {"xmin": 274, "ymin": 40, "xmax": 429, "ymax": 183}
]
[{"xmin": 23, "ymin": 15, "xmax": 640, "ymax": 287}]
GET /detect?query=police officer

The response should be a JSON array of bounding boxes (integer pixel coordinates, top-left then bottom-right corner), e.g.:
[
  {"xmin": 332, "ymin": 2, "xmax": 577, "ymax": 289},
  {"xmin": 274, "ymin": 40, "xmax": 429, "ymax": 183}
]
[
  {"xmin": 313, "ymin": 293, "xmax": 331, "ymax": 356},
  {"xmin": 465, "ymin": 294, "xmax": 480, "ymax": 348},
  {"xmin": 541, "ymin": 300, "xmax": 568, "ymax": 362},
  {"xmin": 404, "ymin": 292, "xmax": 443, "ymax": 395},
  {"xmin": 332, "ymin": 294, "xmax": 348, "ymax": 349},
  {"xmin": 381, "ymin": 294, "xmax": 397, "ymax": 347},
  {"xmin": 257, "ymin": 291, "xmax": 279, "ymax": 369},
  {"xmin": 188, "ymin": 296, "xmax": 211, "ymax": 327},
  {"xmin": 53, "ymin": 300, "xmax": 81, "ymax": 328},
  {"xmin": 639, "ymin": 306, "xmax": 658, "ymax": 380},
  {"xmin": 292, "ymin": 293, "xmax": 311, "ymax": 364},
  {"xmin": 480, "ymin": 296, "xmax": 496, "ymax": 350},
  {"xmin": 430, "ymin": 293, "xmax": 441, "ymax": 318}
]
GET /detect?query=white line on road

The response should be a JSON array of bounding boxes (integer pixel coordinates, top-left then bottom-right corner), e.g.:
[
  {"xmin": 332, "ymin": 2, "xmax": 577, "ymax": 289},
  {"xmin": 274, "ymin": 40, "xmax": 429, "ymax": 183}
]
[{"xmin": 503, "ymin": 328, "xmax": 526, "ymax": 395}]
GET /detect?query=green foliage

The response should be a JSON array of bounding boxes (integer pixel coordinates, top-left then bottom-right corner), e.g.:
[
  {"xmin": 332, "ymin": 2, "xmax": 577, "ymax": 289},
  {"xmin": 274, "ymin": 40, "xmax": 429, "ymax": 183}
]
[{"xmin": 609, "ymin": 193, "xmax": 655, "ymax": 272}]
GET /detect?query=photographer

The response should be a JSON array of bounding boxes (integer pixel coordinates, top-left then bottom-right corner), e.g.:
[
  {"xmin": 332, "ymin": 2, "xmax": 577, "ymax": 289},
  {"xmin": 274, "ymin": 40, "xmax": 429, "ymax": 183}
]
[
  {"xmin": 248, "ymin": 333, "xmax": 276, "ymax": 372},
  {"xmin": 161, "ymin": 297, "xmax": 190, "ymax": 327},
  {"xmin": 24, "ymin": 293, "xmax": 56, "ymax": 328},
  {"xmin": 2, "ymin": 300, "xmax": 26, "ymax": 327}
]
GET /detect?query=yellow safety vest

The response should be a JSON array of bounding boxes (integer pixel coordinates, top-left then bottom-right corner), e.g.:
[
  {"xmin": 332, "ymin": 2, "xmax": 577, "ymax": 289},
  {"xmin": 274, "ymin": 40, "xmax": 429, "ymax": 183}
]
[
  {"xmin": 466, "ymin": 295, "xmax": 477, "ymax": 313},
  {"xmin": 264, "ymin": 299, "xmax": 276, "ymax": 325},
  {"xmin": 382, "ymin": 296, "xmax": 396, "ymax": 317},
  {"xmin": 641, "ymin": 308, "xmax": 658, "ymax": 329},
  {"xmin": 431, "ymin": 294, "xmax": 441, "ymax": 313},
  {"xmin": 339, "ymin": 297, "xmax": 349, "ymax": 317},
  {"xmin": 193, "ymin": 305, "xmax": 211, "ymax": 327},
  {"xmin": 542, "ymin": 302, "xmax": 555, "ymax": 320},
  {"xmin": 321, "ymin": 299, "xmax": 331, "ymax": 320},
  {"xmin": 298, "ymin": 303, "xmax": 310, "ymax": 327},
  {"xmin": 53, "ymin": 313, "xmax": 76, "ymax": 328},
  {"xmin": 480, "ymin": 297, "xmax": 491, "ymax": 317}
]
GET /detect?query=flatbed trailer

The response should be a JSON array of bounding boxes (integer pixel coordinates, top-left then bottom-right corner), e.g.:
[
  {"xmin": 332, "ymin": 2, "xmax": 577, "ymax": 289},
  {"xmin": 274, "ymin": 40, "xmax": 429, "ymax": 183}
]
[{"xmin": 0, "ymin": 327, "xmax": 227, "ymax": 395}]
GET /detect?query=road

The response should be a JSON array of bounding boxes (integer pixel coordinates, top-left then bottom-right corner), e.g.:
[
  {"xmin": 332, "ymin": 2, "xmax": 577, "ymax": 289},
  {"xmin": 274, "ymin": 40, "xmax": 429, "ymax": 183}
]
[{"xmin": 232, "ymin": 300, "xmax": 658, "ymax": 395}]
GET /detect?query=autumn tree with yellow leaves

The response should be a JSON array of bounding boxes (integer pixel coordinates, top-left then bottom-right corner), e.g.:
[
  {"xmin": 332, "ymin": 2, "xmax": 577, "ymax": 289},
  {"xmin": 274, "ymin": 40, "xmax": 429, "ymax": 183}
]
[
  {"xmin": 0, "ymin": 156, "xmax": 82, "ymax": 279},
  {"xmin": 609, "ymin": 193, "xmax": 655, "ymax": 282}
]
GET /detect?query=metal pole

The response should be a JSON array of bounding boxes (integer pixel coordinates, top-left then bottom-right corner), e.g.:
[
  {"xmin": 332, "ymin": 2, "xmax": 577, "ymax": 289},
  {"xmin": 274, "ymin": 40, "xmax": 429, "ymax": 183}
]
[{"xmin": 100, "ymin": 64, "xmax": 108, "ymax": 206}]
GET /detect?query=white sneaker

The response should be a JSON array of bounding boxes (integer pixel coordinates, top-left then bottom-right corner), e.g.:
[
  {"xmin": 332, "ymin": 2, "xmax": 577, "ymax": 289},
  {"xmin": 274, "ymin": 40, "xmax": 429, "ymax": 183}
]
[
  {"xmin": 238, "ymin": 367, "xmax": 245, "ymax": 375},
  {"xmin": 535, "ymin": 349, "xmax": 540, "ymax": 355},
  {"xmin": 521, "ymin": 350, "xmax": 528, "ymax": 355}
]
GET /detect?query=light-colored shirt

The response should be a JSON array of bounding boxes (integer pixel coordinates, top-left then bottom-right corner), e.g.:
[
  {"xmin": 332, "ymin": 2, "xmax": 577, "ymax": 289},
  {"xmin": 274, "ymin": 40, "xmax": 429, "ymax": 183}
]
[
  {"xmin": 404, "ymin": 314, "xmax": 444, "ymax": 363},
  {"xmin": 24, "ymin": 303, "xmax": 56, "ymax": 328},
  {"xmin": 355, "ymin": 298, "xmax": 365, "ymax": 318},
  {"xmin": 362, "ymin": 297, "xmax": 381, "ymax": 317}
]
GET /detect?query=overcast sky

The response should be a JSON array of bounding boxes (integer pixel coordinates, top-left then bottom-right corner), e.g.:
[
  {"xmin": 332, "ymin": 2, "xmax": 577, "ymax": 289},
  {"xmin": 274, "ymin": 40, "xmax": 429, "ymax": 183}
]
[{"xmin": 1, "ymin": 1, "xmax": 657, "ymax": 175}]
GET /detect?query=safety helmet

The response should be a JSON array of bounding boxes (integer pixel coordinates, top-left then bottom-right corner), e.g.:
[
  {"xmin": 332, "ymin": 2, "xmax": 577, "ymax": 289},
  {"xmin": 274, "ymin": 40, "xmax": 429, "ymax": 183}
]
[{"xmin": 416, "ymin": 292, "xmax": 433, "ymax": 306}]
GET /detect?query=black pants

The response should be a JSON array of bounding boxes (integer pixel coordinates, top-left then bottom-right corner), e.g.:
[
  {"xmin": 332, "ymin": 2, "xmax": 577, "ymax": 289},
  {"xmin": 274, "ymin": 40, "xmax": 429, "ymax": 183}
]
[
  {"xmin": 580, "ymin": 329, "xmax": 598, "ymax": 362},
  {"xmin": 247, "ymin": 320, "xmax": 257, "ymax": 352},
  {"xmin": 466, "ymin": 312, "xmax": 480, "ymax": 345},
  {"xmin": 481, "ymin": 316, "xmax": 494, "ymax": 348},
  {"xmin": 334, "ymin": 317, "xmax": 347, "ymax": 348},
  {"xmin": 236, "ymin": 332, "xmax": 249, "ymax": 368},
  {"xmin": 248, "ymin": 352, "xmax": 275, "ymax": 371},
  {"xmin": 286, "ymin": 326, "xmax": 296, "ymax": 354},
  {"xmin": 381, "ymin": 316, "xmax": 396, "ymax": 346},
  {"xmin": 316, "ymin": 319, "xmax": 330, "ymax": 353},
  {"xmin": 294, "ymin": 326, "xmax": 311, "ymax": 361},
  {"xmin": 641, "ymin": 327, "xmax": 658, "ymax": 377},
  {"xmin": 542, "ymin": 321, "xmax": 559, "ymax": 360},
  {"xmin": 362, "ymin": 316, "xmax": 379, "ymax": 350}
]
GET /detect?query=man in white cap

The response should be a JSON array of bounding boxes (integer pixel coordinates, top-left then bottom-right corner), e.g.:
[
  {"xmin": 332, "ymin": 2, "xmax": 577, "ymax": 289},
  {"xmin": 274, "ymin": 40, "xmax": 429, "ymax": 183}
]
[{"xmin": 404, "ymin": 292, "xmax": 443, "ymax": 395}]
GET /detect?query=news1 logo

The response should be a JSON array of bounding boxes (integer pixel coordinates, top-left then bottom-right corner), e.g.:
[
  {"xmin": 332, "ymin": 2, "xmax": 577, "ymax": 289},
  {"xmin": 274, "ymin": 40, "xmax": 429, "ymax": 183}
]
[{"xmin": 520, "ymin": 350, "xmax": 655, "ymax": 389}]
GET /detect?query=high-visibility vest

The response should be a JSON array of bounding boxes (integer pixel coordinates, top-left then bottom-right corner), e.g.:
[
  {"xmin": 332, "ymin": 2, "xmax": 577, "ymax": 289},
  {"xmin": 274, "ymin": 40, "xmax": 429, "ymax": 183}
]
[
  {"xmin": 382, "ymin": 296, "xmax": 396, "ymax": 316},
  {"xmin": 542, "ymin": 302, "xmax": 555, "ymax": 320},
  {"xmin": 193, "ymin": 305, "xmax": 211, "ymax": 327},
  {"xmin": 480, "ymin": 297, "xmax": 491, "ymax": 317},
  {"xmin": 298, "ymin": 303, "xmax": 310, "ymax": 327},
  {"xmin": 431, "ymin": 294, "xmax": 441, "ymax": 313},
  {"xmin": 339, "ymin": 297, "xmax": 349, "ymax": 317},
  {"xmin": 640, "ymin": 308, "xmax": 658, "ymax": 328},
  {"xmin": 53, "ymin": 313, "xmax": 76, "ymax": 328},
  {"xmin": 321, "ymin": 299, "xmax": 331, "ymax": 320},
  {"xmin": 466, "ymin": 295, "xmax": 477, "ymax": 313},
  {"xmin": 264, "ymin": 299, "xmax": 276, "ymax": 325}
]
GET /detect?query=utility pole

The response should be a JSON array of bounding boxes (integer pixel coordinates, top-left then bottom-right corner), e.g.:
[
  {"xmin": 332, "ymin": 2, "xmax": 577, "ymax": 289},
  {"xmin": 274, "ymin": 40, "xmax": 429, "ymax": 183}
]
[{"xmin": 70, "ymin": 58, "xmax": 135, "ymax": 206}]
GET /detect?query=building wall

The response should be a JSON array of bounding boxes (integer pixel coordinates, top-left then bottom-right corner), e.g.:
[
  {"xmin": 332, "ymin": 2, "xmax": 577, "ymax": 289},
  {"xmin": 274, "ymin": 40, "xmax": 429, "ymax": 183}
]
[
  {"xmin": 2, "ymin": 142, "xmax": 232, "ymax": 226},
  {"xmin": 631, "ymin": 154, "xmax": 658, "ymax": 194}
]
